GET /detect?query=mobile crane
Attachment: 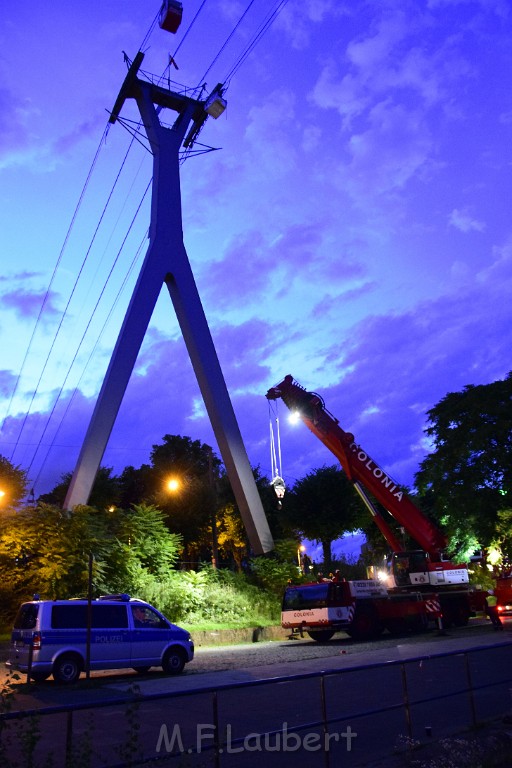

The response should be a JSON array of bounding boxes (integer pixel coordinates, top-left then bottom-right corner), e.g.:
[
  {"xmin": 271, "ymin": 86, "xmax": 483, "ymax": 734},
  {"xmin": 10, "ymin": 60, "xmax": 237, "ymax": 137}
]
[{"xmin": 266, "ymin": 375, "xmax": 485, "ymax": 638}]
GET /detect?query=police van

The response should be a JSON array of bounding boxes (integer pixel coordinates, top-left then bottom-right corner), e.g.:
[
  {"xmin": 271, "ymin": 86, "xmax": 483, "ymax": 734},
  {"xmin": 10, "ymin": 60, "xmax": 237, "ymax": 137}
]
[{"xmin": 7, "ymin": 594, "xmax": 194, "ymax": 684}]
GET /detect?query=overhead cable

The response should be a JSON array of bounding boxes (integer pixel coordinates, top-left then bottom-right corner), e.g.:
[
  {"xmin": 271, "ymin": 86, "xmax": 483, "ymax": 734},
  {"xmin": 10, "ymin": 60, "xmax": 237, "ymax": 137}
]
[
  {"xmin": 27, "ymin": 180, "xmax": 152, "ymax": 477},
  {"xmin": 31, "ymin": 230, "xmax": 149, "ymax": 491},
  {"xmin": 1, "ymin": 125, "xmax": 108, "ymax": 444}
]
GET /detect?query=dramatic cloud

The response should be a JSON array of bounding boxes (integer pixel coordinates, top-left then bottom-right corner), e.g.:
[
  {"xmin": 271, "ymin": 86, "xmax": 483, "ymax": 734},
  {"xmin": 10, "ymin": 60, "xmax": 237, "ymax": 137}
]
[
  {"xmin": 1, "ymin": 289, "xmax": 60, "ymax": 320},
  {"xmin": 1, "ymin": 1, "xmax": 511, "ymax": 505}
]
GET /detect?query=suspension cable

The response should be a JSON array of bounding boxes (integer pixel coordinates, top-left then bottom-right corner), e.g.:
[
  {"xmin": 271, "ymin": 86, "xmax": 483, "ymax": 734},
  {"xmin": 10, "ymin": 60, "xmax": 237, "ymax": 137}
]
[
  {"xmin": 31, "ymin": 230, "xmax": 149, "ymax": 491},
  {"xmin": 1, "ymin": 125, "xmax": 109, "ymax": 440},
  {"xmin": 26, "ymin": 180, "xmax": 152, "ymax": 476},
  {"xmin": 196, "ymin": 0, "xmax": 258, "ymax": 87},
  {"xmin": 9, "ymin": 133, "xmax": 140, "ymax": 462},
  {"xmin": 223, "ymin": 0, "xmax": 290, "ymax": 85}
]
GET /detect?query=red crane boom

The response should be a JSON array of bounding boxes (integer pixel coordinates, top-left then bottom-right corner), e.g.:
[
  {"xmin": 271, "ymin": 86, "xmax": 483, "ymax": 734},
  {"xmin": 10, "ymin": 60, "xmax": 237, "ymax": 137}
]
[{"xmin": 266, "ymin": 375, "xmax": 447, "ymax": 558}]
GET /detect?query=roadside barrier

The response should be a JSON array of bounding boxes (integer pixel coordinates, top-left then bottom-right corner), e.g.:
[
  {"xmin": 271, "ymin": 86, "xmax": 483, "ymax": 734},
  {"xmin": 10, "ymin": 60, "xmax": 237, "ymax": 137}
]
[{"xmin": 1, "ymin": 639, "xmax": 512, "ymax": 767}]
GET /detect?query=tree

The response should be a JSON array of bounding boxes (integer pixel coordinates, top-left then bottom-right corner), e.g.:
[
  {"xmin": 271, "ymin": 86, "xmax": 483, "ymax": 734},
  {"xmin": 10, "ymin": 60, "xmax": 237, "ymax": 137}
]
[
  {"xmin": 0, "ymin": 501, "xmax": 183, "ymax": 620},
  {"xmin": 0, "ymin": 455, "xmax": 29, "ymax": 508},
  {"xmin": 118, "ymin": 463, "xmax": 154, "ymax": 509},
  {"xmin": 108, "ymin": 503, "xmax": 183, "ymax": 585},
  {"xmin": 150, "ymin": 434, "xmax": 222, "ymax": 481},
  {"xmin": 282, "ymin": 465, "xmax": 366, "ymax": 571},
  {"xmin": 216, "ymin": 502, "xmax": 248, "ymax": 571},
  {"xmin": 148, "ymin": 435, "xmax": 220, "ymax": 565},
  {"xmin": 39, "ymin": 466, "xmax": 121, "ymax": 510},
  {"xmin": 0, "ymin": 503, "xmax": 114, "ymax": 605},
  {"xmin": 415, "ymin": 372, "xmax": 512, "ymax": 559}
]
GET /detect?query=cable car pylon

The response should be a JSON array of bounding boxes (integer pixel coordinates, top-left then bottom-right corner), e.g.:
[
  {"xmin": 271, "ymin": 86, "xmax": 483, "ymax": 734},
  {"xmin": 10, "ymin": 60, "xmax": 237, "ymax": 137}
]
[{"xmin": 64, "ymin": 51, "xmax": 273, "ymax": 555}]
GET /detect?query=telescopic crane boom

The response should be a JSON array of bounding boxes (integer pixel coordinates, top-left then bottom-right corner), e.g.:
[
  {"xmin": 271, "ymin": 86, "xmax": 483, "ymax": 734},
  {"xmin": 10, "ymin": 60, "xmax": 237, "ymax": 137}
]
[{"xmin": 266, "ymin": 375, "xmax": 445, "ymax": 556}]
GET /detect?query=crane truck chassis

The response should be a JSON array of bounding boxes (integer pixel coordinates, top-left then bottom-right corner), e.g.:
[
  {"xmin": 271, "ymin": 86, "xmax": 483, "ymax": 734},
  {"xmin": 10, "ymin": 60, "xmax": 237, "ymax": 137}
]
[{"xmin": 282, "ymin": 577, "xmax": 444, "ymax": 642}]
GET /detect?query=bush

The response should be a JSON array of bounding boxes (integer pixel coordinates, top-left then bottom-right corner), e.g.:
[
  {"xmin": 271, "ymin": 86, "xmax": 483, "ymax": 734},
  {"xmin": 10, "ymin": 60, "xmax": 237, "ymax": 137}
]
[{"xmin": 131, "ymin": 566, "xmax": 280, "ymax": 628}]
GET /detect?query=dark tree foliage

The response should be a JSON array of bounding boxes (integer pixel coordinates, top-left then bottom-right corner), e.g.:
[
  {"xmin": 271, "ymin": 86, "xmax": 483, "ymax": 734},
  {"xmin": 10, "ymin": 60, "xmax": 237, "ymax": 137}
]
[
  {"xmin": 151, "ymin": 434, "xmax": 222, "ymax": 481},
  {"xmin": 38, "ymin": 466, "xmax": 121, "ymax": 509},
  {"xmin": 281, "ymin": 465, "xmax": 367, "ymax": 571},
  {"xmin": 118, "ymin": 463, "xmax": 154, "ymax": 508},
  {"xmin": 0, "ymin": 502, "xmax": 182, "ymax": 622},
  {"xmin": 415, "ymin": 372, "xmax": 512, "ymax": 556},
  {"xmin": 0, "ymin": 455, "xmax": 29, "ymax": 507},
  {"xmin": 40, "ymin": 435, "xmax": 281, "ymax": 568}
]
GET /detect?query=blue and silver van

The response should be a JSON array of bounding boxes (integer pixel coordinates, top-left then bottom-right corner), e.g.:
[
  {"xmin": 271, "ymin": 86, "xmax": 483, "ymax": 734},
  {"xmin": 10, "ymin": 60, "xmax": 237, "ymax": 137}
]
[{"xmin": 7, "ymin": 594, "xmax": 194, "ymax": 684}]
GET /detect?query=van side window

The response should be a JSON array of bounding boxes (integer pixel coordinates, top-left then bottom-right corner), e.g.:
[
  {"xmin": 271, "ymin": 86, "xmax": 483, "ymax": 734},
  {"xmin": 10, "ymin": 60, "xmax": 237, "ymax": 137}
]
[
  {"xmin": 14, "ymin": 604, "xmax": 39, "ymax": 629},
  {"xmin": 51, "ymin": 604, "xmax": 128, "ymax": 629},
  {"xmin": 92, "ymin": 604, "xmax": 128, "ymax": 629}
]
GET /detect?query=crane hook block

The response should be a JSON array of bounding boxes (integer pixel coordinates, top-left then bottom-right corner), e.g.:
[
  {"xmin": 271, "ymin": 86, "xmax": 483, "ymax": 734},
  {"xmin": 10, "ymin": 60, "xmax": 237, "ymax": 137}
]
[{"xmin": 159, "ymin": 1, "xmax": 183, "ymax": 34}]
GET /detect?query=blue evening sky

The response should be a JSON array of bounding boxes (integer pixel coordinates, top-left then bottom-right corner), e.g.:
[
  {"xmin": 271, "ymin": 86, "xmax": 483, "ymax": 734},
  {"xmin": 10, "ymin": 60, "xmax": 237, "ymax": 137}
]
[{"xmin": 1, "ymin": 0, "xmax": 511, "ymax": 515}]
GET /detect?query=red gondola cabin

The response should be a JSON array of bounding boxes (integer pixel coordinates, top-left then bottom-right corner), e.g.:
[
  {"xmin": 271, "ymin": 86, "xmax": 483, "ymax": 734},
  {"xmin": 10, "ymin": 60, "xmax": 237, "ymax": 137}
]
[{"xmin": 159, "ymin": 1, "xmax": 183, "ymax": 34}]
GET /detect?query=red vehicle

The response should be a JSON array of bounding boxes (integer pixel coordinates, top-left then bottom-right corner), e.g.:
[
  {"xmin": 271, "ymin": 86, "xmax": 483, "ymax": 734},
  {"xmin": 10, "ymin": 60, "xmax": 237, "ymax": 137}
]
[
  {"xmin": 281, "ymin": 576, "xmax": 438, "ymax": 642},
  {"xmin": 496, "ymin": 574, "xmax": 512, "ymax": 615},
  {"xmin": 267, "ymin": 375, "xmax": 485, "ymax": 629}
]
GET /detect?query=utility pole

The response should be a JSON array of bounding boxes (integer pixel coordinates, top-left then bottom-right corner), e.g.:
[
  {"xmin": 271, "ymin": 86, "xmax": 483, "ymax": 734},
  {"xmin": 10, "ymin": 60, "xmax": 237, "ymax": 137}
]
[
  {"xmin": 208, "ymin": 447, "xmax": 219, "ymax": 570},
  {"xmin": 64, "ymin": 52, "xmax": 273, "ymax": 555}
]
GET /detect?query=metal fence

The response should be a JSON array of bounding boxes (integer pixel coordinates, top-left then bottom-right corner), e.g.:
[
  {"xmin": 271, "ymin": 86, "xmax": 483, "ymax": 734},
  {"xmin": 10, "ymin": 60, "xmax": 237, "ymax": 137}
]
[{"xmin": 2, "ymin": 639, "xmax": 512, "ymax": 768}]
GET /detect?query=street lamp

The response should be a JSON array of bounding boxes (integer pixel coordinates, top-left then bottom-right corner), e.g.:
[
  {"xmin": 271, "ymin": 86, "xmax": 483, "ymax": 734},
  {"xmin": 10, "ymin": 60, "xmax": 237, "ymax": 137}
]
[
  {"xmin": 298, "ymin": 544, "xmax": 306, "ymax": 572},
  {"xmin": 165, "ymin": 464, "xmax": 219, "ymax": 570}
]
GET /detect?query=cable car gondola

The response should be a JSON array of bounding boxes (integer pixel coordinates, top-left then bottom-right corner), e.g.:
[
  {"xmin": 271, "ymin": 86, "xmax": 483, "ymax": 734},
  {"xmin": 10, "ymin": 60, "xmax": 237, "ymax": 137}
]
[{"xmin": 158, "ymin": 1, "xmax": 183, "ymax": 34}]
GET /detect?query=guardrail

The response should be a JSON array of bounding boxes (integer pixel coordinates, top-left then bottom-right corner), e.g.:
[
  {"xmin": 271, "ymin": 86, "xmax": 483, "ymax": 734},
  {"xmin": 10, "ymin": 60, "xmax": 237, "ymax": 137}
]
[{"xmin": 2, "ymin": 640, "xmax": 512, "ymax": 767}]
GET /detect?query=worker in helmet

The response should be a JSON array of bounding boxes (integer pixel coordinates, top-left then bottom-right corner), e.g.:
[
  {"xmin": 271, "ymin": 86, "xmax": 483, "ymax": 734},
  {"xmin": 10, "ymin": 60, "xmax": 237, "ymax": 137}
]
[{"xmin": 485, "ymin": 589, "xmax": 503, "ymax": 630}]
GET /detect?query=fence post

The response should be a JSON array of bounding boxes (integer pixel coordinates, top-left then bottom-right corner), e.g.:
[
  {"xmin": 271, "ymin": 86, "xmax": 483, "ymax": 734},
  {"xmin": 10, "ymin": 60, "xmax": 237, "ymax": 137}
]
[
  {"xmin": 65, "ymin": 709, "xmax": 74, "ymax": 765},
  {"xmin": 212, "ymin": 690, "xmax": 220, "ymax": 768},
  {"xmin": 400, "ymin": 662, "xmax": 413, "ymax": 740},
  {"xmin": 464, "ymin": 651, "xmax": 478, "ymax": 729},
  {"xmin": 320, "ymin": 674, "xmax": 331, "ymax": 768}
]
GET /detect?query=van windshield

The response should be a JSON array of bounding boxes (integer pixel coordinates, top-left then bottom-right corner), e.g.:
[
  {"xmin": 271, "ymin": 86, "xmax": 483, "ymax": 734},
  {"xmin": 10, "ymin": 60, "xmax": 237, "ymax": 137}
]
[{"xmin": 14, "ymin": 603, "xmax": 39, "ymax": 630}]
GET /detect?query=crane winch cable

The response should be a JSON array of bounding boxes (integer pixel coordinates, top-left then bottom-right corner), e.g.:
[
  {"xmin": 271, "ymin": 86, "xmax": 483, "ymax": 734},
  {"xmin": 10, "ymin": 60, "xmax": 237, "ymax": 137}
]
[{"xmin": 268, "ymin": 399, "xmax": 286, "ymax": 504}]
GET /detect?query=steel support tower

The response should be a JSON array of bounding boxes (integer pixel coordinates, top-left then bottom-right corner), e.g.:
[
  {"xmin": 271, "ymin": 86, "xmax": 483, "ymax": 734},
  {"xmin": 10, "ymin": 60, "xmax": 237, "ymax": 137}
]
[{"xmin": 64, "ymin": 53, "xmax": 273, "ymax": 554}]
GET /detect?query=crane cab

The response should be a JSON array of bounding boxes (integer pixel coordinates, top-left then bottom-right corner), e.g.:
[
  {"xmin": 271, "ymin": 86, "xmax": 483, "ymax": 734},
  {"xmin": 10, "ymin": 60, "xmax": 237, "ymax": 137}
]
[{"xmin": 159, "ymin": 1, "xmax": 183, "ymax": 34}]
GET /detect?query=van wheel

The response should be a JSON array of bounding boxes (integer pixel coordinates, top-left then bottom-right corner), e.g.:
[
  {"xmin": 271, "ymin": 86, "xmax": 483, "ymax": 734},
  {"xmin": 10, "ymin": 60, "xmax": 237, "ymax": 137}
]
[
  {"xmin": 162, "ymin": 648, "xmax": 186, "ymax": 675},
  {"xmin": 133, "ymin": 666, "xmax": 151, "ymax": 674},
  {"xmin": 53, "ymin": 654, "xmax": 82, "ymax": 684}
]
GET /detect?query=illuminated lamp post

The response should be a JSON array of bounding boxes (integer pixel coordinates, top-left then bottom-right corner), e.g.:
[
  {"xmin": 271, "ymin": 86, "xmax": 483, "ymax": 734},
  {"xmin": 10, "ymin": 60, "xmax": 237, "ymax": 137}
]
[{"xmin": 298, "ymin": 544, "xmax": 306, "ymax": 572}]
